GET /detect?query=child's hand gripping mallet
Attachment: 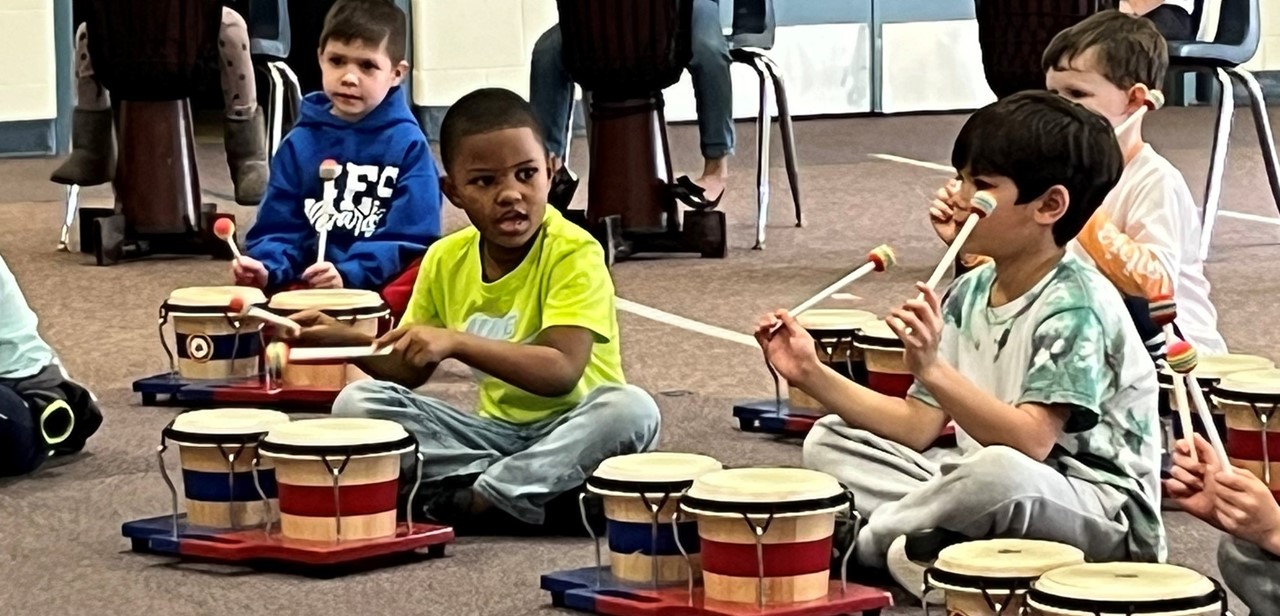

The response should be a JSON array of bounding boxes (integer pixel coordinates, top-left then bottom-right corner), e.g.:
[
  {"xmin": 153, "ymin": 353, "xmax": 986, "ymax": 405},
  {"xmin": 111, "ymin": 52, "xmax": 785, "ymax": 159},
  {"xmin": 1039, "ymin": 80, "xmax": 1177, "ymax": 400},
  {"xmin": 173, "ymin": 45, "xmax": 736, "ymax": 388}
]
[
  {"xmin": 921, "ymin": 191, "xmax": 996, "ymax": 298},
  {"xmin": 213, "ymin": 218, "xmax": 242, "ymax": 260},
  {"xmin": 316, "ymin": 159, "xmax": 341, "ymax": 266},
  {"xmin": 1151, "ymin": 294, "xmax": 1203, "ymax": 464},
  {"xmin": 1183, "ymin": 357, "xmax": 1234, "ymax": 475},
  {"xmin": 228, "ymin": 295, "xmax": 302, "ymax": 338},
  {"xmin": 764, "ymin": 245, "xmax": 895, "ymax": 410}
]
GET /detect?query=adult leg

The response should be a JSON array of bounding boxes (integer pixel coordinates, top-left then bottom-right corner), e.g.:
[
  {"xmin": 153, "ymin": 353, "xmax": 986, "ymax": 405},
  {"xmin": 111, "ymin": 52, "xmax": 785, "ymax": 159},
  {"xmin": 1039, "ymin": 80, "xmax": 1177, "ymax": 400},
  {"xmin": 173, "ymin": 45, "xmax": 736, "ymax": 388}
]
[
  {"xmin": 219, "ymin": 7, "xmax": 269, "ymax": 205},
  {"xmin": 853, "ymin": 445, "xmax": 1134, "ymax": 568},
  {"xmin": 1218, "ymin": 535, "xmax": 1280, "ymax": 614},
  {"xmin": 528, "ymin": 26, "xmax": 574, "ymax": 160},
  {"xmin": 473, "ymin": 384, "xmax": 661, "ymax": 525},
  {"xmin": 1143, "ymin": 5, "xmax": 1195, "ymax": 41},
  {"xmin": 683, "ymin": 0, "xmax": 734, "ymax": 202},
  {"xmin": 0, "ymin": 384, "xmax": 45, "ymax": 477},
  {"xmin": 49, "ymin": 23, "xmax": 115, "ymax": 186}
]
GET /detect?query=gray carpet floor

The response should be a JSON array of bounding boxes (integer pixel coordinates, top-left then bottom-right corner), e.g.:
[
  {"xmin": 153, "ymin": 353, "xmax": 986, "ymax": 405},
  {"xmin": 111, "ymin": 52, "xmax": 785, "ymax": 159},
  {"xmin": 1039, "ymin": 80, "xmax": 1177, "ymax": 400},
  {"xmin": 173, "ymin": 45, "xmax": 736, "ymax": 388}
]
[{"xmin": 2, "ymin": 104, "xmax": 1278, "ymax": 615}]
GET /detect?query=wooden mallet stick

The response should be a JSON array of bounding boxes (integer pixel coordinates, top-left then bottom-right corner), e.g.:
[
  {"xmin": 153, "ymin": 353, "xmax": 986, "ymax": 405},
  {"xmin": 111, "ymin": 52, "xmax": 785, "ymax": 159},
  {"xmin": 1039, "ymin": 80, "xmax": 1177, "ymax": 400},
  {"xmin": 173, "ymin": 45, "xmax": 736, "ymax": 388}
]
[
  {"xmin": 316, "ymin": 159, "xmax": 341, "ymax": 265},
  {"xmin": 228, "ymin": 295, "xmax": 302, "ymax": 337},
  {"xmin": 922, "ymin": 191, "xmax": 996, "ymax": 296},
  {"xmin": 769, "ymin": 244, "xmax": 895, "ymax": 334},
  {"xmin": 1152, "ymin": 294, "xmax": 1201, "ymax": 464}
]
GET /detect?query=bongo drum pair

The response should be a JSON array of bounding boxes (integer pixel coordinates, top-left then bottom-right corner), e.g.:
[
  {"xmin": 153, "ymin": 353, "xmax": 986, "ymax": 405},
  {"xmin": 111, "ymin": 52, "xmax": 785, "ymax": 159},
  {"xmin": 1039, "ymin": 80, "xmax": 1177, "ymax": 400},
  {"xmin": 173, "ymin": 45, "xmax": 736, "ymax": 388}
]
[
  {"xmin": 160, "ymin": 286, "xmax": 267, "ymax": 380},
  {"xmin": 160, "ymin": 409, "xmax": 423, "ymax": 543},
  {"xmin": 1212, "ymin": 368, "xmax": 1280, "ymax": 501},
  {"xmin": 787, "ymin": 310, "xmax": 877, "ymax": 411},
  {"xmin": 925, "ymin": 539, "xmax": 1228, "ymax": 616},
  {"xmin": 1158, "ymin": 354, "xmax": 1274, "ymax": 420},
  {"xmin": 266, "ymin": 289, "xmax": 392, "ymax": 390}
]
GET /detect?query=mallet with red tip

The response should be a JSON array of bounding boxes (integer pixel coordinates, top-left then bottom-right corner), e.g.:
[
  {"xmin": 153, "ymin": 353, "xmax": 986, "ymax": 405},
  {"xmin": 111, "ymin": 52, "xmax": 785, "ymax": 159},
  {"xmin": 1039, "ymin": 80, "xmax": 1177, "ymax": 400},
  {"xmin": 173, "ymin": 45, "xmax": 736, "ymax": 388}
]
[
  {"xmin": 213, "ymin": 218, "xmax": 241, "ymax": 260},
  {"xmin": 227, "ymin": 295, "xmax": 302, "ymax": 337},
  {"xmin": 316, "ymin": 159, "xmax": 341, "ymax": 265},
  {"xmin": 769, "ymin": 244, "xmax": 896, "ymax": 334}
]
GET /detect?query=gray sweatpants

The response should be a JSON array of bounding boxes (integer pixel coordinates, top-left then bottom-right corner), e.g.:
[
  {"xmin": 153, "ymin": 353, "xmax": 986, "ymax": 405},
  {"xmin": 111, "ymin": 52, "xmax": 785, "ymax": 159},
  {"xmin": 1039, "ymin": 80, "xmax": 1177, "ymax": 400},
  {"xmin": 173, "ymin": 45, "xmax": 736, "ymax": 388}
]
[
  {"xmin": 802, "ymin": 415, "xmax": 1133, "ymax": 568},
  {"xmin": 1220, "ymin": 535, "xmax": 1280, "ymax": 614},
  {"xmin": 332, "ymin": 381, "xmax": 661, "ymax": 525}
]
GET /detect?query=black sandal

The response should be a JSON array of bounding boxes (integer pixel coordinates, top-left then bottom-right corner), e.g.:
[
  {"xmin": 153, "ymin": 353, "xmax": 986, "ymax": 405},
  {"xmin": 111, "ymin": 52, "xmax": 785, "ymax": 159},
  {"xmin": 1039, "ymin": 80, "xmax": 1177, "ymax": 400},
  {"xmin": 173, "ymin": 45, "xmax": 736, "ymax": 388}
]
[{"xmin": 671, "ymin": 175, "xmax": 724, "ymax": 210}]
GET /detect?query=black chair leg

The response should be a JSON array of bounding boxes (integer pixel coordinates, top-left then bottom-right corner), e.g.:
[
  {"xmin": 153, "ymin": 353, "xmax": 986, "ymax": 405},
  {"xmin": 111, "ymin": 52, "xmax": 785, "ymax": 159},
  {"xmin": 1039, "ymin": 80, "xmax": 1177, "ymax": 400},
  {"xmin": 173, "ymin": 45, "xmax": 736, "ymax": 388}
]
[
  {"xmin": 758, "ymin": 54, "xmax": 802, "ymax": 228},
  {"xmin": 1227, "ymin": 67, "xmax": 1280, "ymax": 216},
  {"xmin": 1199, "ymin": 67, "xmax": 1236, "ymax": 262}
]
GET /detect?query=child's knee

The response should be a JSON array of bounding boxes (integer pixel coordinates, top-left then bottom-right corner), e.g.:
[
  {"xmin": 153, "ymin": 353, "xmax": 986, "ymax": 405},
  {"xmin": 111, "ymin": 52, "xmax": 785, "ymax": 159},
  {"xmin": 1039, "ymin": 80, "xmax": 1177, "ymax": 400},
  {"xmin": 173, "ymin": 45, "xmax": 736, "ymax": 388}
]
[
  {"xmin": 589, "ymin": 384, "xmax": 661, "ymax": 442},
  {"xmin": 0, "ymin": 386, "xmax": 44, "ymax": 477},
  {"xmin": 947, "ymin": 445, "xmax": 1036, "ymax": 502},
  {"xmin": 332, "ymin": 379, "xmax": 396, "ymax": 418}
]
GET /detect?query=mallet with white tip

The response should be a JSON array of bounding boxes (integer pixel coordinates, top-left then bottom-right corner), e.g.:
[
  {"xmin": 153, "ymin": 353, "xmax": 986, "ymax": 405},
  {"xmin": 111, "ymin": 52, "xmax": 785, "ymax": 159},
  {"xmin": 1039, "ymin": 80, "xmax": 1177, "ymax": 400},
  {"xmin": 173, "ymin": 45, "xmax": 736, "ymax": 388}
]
[
  {"xmin": 922, "ymin": 191, "xmax": 996, "ymax": 296},
  {"xmin": 213, "ymin": 218, "xmax": 242, "ymax": 260},
  {"xmin": 316, "ymin": 159, "xmax": 341, "ymax": 266},
  {"xmin": 769, "ymin": 244, "xmax": 896, "ymax": 334},
  {"xmin": 227, "ymin": 295, "xmax": 302, "ymax": 337}
]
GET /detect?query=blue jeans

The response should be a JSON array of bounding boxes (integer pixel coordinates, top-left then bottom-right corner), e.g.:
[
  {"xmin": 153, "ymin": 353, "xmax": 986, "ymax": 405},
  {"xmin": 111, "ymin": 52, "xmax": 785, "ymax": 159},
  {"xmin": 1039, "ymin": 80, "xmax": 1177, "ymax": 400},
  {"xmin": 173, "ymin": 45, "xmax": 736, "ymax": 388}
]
[
  {"xmin": 332, "ymin": 381, "xmax": 662, "ymax": 524},
  {"xmin": 529, "ymin": 0, "xmax": 734, "ymax": 160}
]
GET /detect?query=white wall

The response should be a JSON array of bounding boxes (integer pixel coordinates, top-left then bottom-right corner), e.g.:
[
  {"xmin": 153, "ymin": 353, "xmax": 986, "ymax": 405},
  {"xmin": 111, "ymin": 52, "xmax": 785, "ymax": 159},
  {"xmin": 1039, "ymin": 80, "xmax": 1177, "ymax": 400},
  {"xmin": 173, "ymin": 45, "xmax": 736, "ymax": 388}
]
[
  {"xmin": 1243, "ymin": 0, "xmax": 1280, "ymax": 71},
  {"xmin": 0, "ymin": 0, "xmax": 57, "ymax": 122}
]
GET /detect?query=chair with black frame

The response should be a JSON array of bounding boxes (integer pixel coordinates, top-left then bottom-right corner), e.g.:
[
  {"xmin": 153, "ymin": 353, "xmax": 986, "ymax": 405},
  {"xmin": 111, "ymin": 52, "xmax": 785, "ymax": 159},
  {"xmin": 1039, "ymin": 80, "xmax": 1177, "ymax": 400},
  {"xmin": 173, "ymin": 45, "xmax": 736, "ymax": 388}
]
[
  {"xmin": 727, "ymin": 0, "xmax": 802, "ymax": 250},
  {"xmin": 1166, "ymin": 0, "xmax": 1280, "ymax": 261},
  {"xmin": 555, "ymin": 0, "xmax": 728, "ymax": 264}
]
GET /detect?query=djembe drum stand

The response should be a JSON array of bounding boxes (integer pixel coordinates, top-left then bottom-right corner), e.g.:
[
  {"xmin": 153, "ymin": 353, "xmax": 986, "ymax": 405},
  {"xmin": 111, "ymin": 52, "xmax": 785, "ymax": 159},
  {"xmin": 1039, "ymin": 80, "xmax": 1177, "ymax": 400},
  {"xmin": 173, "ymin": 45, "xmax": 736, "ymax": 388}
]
[
  {"xmin": 556, "ymin": 0, "xmax": 728, "ymax": 264},
  {"xmin": 67, "ymin": 0, "xmax": 235, "ymax": 266}
]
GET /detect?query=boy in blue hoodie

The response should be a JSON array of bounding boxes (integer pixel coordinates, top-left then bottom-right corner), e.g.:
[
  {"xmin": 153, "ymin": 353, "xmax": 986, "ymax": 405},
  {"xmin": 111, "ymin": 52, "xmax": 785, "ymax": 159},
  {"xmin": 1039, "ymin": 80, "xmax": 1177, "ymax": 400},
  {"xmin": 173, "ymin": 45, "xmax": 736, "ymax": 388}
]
[{"xmin": 233, "ymin": 0, "xmax": 440, "ymax": 314}]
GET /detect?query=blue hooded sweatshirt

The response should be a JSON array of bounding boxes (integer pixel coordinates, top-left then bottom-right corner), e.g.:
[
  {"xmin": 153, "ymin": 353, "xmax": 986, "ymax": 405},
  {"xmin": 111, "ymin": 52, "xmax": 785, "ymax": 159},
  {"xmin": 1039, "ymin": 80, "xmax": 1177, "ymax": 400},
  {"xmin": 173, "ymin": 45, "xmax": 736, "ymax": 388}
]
[{"xmin": 245, "ymin": 85, "xmax": 442, "ymax": 290}]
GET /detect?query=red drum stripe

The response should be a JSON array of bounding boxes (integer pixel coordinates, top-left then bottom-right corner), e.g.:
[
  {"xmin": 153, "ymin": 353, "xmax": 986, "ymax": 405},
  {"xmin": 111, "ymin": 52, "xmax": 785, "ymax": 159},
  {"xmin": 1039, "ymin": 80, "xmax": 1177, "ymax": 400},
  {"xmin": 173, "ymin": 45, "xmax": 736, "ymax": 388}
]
[
  {"xmin": 867, "ymin": 372, "xmax": 914, "ymax": 398},
  {"xmin": 700, "ymin": 537, "xmax": 833, "ymax": 578},
  {"xmin": 1226, "ymin": 428, "xmax": 1280, "ymax": 461},
  {"xmin": 277, "ymin": 478, "xmax": 399, "ymax": 517}
]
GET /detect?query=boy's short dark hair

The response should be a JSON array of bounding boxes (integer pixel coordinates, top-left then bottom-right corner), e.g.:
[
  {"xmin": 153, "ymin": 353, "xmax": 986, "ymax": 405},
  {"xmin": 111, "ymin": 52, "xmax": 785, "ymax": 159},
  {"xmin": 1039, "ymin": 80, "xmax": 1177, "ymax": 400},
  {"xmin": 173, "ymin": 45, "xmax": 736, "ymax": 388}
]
[
  {"xmin": 951, "ymin": 91, "xmax": 1123, "ymax": 247},
  {"xmin": 1042, "ymin": 10, "xmax": 1168, "ymax": 90},
  {"xmin": 439, "ymin": 88, "xmax": 547, "ymax": 171},
  {"xmin": 319, "ymin": 0, "xmax": 407, "ymax": 64}
]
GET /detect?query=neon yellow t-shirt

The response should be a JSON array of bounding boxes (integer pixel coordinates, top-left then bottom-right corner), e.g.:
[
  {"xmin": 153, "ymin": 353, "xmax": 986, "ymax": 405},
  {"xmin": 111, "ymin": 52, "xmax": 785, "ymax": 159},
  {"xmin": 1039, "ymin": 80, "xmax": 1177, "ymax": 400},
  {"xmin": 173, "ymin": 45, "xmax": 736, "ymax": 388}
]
[{"xmin": 402, "ymin": 206, "xmax": 625, "ymax": 424}]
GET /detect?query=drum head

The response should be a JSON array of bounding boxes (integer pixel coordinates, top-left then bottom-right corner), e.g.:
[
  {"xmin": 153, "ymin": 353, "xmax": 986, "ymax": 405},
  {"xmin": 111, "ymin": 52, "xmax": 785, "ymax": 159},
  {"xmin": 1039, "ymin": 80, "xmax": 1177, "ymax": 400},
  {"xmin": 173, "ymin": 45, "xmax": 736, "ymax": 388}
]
[
  {"xmin": 929, "ymin": 539, "xmax": 1084, "ymax": 592},
  {"xmin": 1212, "ymin": 368, "xmax": 1280, "ymax": 405},
  {"xmin": 852, "ymin": 319, "xmax": 904, "ymax": 350},
  {"xmin": 588, "ymin": 452, "xmax": 723, "ymax": 497},
  {"xmin": 167, "ymin": 286, "xmax": 267, "ymax": 309},
  {"xmin": 1160, "ymin": 354, "xmax": 1274, "ymax": 381},
  {"xmin": 166, "ymin": 408, "xmax": 291, "ymax": 446},
  {"xmin": 681, "ymin": 467, "xmax": 848, "ymax": 518},
  {"xmin": 1029, "ymin": 563, "xmax": 1221, "ymax": 614},
  {"xmin": 268, "ymin": 289, "xmax": 387, "ymax": 312},
  {"xmin": 796, "ymin": 309, "xmax": 877, "ymax": 335},
  {"xmin": 260, "ymin": 417, "xmax": 415, "ymax": 459}
]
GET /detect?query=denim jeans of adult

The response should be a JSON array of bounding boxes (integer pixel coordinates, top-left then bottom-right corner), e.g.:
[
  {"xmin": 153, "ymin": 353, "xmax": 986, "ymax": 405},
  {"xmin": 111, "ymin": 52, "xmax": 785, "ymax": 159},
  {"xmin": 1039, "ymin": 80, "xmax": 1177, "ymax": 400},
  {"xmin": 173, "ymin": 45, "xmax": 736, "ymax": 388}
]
[{"xmin": 529, "ymin": 0, "xmax": 734, "ymax": 161}]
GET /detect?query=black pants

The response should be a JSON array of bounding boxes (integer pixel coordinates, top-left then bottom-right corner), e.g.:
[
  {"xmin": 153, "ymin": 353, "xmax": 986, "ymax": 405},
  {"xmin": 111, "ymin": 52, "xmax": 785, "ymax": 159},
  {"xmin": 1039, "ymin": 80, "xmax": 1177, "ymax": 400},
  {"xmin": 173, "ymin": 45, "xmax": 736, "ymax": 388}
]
[
  {"xmin": 0, "ymin": 364, "xmax": 103, "ymax": 477},
  {"xmin": 1144, "ymin": 5, "xmax": 1195, "ymax": 41}
]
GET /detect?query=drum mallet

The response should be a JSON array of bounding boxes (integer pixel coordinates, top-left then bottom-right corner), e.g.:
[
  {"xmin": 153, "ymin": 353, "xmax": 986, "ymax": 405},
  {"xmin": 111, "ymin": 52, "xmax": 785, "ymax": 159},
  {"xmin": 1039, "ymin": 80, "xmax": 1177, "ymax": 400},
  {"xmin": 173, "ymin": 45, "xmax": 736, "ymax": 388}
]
[
  {"xmin": 212, "ymin": 218, "xmax": 242, "ymax": 260},
  {"xmin": 1151, "ymin": 294, "xmax": 1209, "ymax": 465},
  {"xmin": 921, "ymin": 191, "xmax": 997, "ymax": 298},
  {"xmin": 1183, "ymin": 358, "xmax": 1234, "ymax": 475},
  {"xmin": 265, "ymin": 341, "xmax": 289, "ymax": 389},
  {"xmin": 316, "ymin": 159, "xmax": 341, "ymax": 265},
  {"xmin": 227, "ymin": 295, "xmax": 302, "ymax": 337},
  {"xmin": 768, "ymin": 244, "xmax": 896, "ymax": 335}
]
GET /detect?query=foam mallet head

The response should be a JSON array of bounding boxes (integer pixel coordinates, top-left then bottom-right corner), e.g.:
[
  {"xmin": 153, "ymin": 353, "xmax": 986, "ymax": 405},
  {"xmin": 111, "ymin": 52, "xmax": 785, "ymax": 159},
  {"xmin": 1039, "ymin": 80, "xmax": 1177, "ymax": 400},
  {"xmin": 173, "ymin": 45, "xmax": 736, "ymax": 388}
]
[
  {"xmin": 265, "ymin": 341, "xmax": 289, "ymax": 387},
  {"xmin": 316, "ymin": 160, "xmax": 340, "ymax": 265},
  {"xmin": 1166, "ymin": 340, "xmax": 1199, "ymax": 374},
  {"xmin": 868, "ymin": 244, "xmax": 896, "ymax": 273},
  {"xmin": 319, "ymin": 159, "xmax": 341, "ymax": 181},
  {"xmin": 1149, "ymin": 294, "xmax": 1177, "ymax": 328},
  {"xmin": 213, "ymin": 218, "xmax": 242, "ymax": 259}
]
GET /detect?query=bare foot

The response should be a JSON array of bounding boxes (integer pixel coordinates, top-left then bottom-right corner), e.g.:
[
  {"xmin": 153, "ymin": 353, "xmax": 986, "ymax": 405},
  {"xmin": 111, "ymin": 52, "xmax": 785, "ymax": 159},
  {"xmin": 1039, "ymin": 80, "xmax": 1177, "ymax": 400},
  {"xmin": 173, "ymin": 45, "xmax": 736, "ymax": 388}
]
[{"xmin": 691, "ymin": 157, "xmax": 729, "ymax": 201}]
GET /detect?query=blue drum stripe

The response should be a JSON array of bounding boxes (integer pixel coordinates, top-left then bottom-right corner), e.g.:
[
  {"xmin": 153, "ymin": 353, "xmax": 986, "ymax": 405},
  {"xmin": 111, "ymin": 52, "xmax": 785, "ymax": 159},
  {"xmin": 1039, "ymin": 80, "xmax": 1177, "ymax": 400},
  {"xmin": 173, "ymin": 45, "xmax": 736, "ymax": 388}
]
[
  {"xmin": 607, "ymin": 520, "xmax": 701, "ymax": 556},
  {"xmin": 175, "ymin": 331, "xmax": 262, "ymax": 362},
  {"xmin": 182, "ymin": 469, "xmax": 277, "ymax": 502}
]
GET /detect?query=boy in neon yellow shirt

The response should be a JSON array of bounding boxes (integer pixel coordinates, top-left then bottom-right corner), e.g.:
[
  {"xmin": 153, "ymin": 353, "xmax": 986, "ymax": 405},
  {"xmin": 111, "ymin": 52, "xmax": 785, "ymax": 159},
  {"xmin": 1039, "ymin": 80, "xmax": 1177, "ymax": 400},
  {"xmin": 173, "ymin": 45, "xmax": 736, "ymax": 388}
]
[{"xmin": 287, "ymin": 87, "xmax": 661, "ymax": 532}]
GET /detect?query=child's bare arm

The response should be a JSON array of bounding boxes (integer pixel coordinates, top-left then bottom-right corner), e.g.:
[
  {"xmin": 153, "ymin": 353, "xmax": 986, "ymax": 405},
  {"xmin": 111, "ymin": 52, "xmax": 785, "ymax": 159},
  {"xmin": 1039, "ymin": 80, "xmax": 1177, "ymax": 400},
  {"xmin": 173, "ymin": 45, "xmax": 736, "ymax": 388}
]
[{"xmin": 450, "ymin": 326, "xmax": 593, "ymax": 397}]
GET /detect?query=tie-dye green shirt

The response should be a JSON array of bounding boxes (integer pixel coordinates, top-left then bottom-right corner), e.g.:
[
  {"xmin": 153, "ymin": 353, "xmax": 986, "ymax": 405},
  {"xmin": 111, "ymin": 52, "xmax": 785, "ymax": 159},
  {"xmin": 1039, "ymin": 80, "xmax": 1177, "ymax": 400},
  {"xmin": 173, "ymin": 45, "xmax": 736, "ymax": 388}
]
[{"xmin": 908, "ymin": 253, "xmax": 1166, "ymax": 562}]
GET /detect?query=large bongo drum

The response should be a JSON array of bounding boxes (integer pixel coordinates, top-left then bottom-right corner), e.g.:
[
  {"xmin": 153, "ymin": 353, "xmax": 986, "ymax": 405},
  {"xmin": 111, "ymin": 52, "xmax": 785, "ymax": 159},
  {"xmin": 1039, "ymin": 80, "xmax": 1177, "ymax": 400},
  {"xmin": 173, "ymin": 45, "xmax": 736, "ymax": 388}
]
[
  {"xmin": 584, "ymin": 452, "xmax": 724, "ymax": 585},
  {"xmin": 1212, "ymin": 368, "xmax": 1280, "ymax": 501},
  {"xmin": 159, "ymin": 407, "xmax": 291, "ymax": 529},
  {"xmin": 160, "ymin": 286, "xmax": 267, "ymax": 380},
  {"xmin": 924, "ymin": 539, "xmax": 1085, "ymax": 615},
  {"xmin": 680, "ymin": 468, "xmax": 851, "ymax": 606},
  {"xmin": 788, "ymin": 309, "xmax": 877, "ymax": 411},
  {"xmin": 267, "ymin": 289, "xmax": 392, "ymax": 389},
  {"xmin": 853, "ymin": 320, "xmax": 911, "ymax": 398},
  {"xmin": 259, "ymin": 418, "xmax": 417, "ymax": 542},
  {"xmin": 1027, "ymin": 562, "xmax": 1227, "ymax": 615}
]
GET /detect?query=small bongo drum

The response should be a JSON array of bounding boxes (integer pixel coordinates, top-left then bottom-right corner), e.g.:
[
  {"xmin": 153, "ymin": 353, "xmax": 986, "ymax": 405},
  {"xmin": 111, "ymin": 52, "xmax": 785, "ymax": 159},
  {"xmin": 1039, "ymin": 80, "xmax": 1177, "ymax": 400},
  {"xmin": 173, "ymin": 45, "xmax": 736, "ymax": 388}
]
[
  {"xmin": 853, "ymin": 320, "xmax": 911, "ymax": 398},
  {"xmin": 160, "ymin": 286, "xmax": 267, "ymax": 380},
  {"xmin": 1027, "ymin": 562, "xmax": 1227, "ymax": 616},
  {"xmin": 923, "ymin": 539, "xmax": 1085, "ymax": 615},
  {"xmin": 584, "ymin": 452, "xmax": 724, "ymax": 585},
  {"xmin": 1212, "ymin": 368, "xmax": 1280, "ymax": 501},
  {"xmin": 259, "ymin": 418, "xmax": 418, "ymax": 542},
  {"xmin": 158, "ymin": 408, "xmax": 291, "ymax": 529},
  {"xmin": 267, "ymin": 289, "xmax": 392, "ymax": 390},
  {"xmin": 680, "ymin": 467, "xmax": 851, "ymax": 606},
  {"xmin": 788, "ymin": 309, "xmax": 877, "ymax": 411}
]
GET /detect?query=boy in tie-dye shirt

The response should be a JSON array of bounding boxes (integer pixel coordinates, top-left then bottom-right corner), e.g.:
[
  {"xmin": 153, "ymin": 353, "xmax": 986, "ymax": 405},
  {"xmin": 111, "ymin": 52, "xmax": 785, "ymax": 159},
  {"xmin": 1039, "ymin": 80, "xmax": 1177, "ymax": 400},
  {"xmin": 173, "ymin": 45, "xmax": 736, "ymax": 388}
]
[{"xmin": 756, "ymin": 92, "xmax": 1163, "ymax": 601}]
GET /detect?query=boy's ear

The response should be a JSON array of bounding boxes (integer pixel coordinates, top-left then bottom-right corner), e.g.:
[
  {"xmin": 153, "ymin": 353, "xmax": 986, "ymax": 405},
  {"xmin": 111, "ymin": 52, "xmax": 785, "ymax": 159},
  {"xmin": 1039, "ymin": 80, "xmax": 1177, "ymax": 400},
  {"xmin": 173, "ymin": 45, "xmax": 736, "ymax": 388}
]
[
  {"xmin": 440, "ymin": 175, "xmax": 463, "ymax": 209},
  {"xmin": 1126, "ymin": 83, "xmax": 1151, "ymax": 114},
  {"xmin": 1034, "ymin": 185, "xmax": 1071, "ymax": 225},
  {"xmin": 392, "ymin": 60, "xmax": 410, "ymax": 86}
]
